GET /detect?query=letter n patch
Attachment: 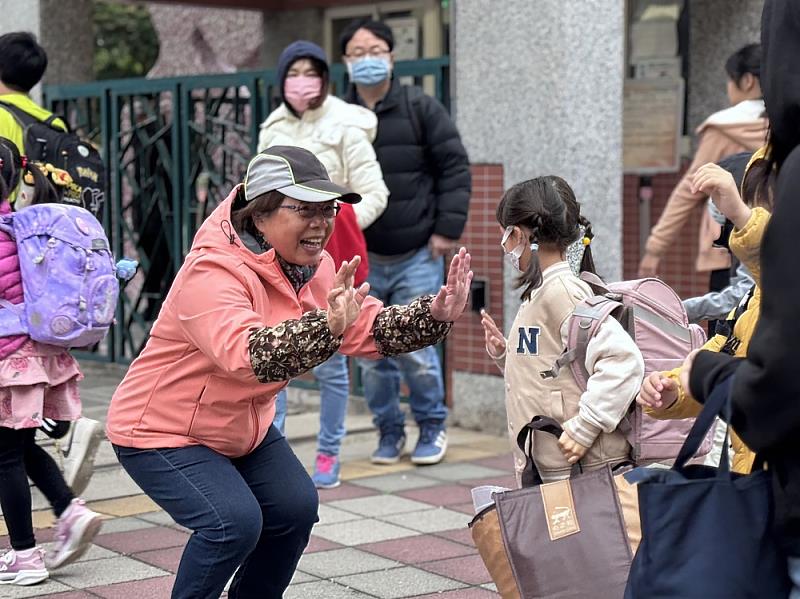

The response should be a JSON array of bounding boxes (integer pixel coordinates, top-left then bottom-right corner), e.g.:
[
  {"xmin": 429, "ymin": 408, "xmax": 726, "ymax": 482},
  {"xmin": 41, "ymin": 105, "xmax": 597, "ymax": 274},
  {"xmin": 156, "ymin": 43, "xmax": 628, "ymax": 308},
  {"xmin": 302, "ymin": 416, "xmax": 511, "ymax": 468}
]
[{"xmin": 517, "ymin": 326, "xmax": 541, "ymax": 355}]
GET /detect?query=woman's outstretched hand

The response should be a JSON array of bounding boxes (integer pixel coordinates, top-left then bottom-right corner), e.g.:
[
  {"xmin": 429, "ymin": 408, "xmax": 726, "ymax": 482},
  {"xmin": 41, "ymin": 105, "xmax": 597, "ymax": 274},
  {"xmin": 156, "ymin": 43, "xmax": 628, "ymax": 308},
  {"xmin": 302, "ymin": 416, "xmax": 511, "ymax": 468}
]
[
  {"xmin": 430, "ymin": 247, "xmax": 473, "ymax": 322},
  {"xmin": 327, "ymin": 256, "xmax": 370, "ymax": 338}
]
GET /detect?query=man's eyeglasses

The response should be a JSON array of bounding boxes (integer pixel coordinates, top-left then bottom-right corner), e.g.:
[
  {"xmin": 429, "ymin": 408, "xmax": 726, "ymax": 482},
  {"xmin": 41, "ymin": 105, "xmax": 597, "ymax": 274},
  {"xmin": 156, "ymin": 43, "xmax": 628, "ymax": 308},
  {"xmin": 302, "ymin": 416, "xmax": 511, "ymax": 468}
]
[
  {"xmin": 346, "ymin": 46, "xmax": 391, "ymax": 59},
  {"xmin": 279, "ymin": 203, "xmax": 341, "ymax": 220}
]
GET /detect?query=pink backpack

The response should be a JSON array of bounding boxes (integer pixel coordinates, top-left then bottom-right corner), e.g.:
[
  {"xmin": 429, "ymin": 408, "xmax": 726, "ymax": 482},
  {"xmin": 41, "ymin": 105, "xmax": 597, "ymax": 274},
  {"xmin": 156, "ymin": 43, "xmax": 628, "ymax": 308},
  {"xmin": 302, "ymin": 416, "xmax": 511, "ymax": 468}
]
[{"xmin": 542, "ymin": 272, "xmax": 711, "ymax": 462}]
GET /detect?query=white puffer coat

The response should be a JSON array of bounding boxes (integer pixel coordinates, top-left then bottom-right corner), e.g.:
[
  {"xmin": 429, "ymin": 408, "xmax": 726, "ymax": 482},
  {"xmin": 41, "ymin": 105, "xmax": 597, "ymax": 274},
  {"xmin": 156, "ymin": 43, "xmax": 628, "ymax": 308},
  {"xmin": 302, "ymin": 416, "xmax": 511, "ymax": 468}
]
[{"xmin": 257, "ymin": 96, "xmax": 388, "ymax": 230}]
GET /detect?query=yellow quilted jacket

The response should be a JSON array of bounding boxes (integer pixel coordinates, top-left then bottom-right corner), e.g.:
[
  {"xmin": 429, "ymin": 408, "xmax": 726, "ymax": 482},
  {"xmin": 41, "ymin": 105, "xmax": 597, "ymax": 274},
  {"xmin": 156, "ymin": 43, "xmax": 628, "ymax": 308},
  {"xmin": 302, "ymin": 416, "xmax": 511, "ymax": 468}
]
[{"xmin": 646, "ymin": 206, "xmax": 770, "ymax": 474}]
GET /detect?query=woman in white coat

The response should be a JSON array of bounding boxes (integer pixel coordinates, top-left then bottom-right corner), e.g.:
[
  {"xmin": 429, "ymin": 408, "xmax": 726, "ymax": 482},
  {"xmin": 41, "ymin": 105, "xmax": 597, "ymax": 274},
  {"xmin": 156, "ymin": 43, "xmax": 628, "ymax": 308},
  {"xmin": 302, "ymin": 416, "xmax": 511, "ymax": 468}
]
[{"xmin": 257, "ymin": 40, "xmax": 388, "ymax": 489}]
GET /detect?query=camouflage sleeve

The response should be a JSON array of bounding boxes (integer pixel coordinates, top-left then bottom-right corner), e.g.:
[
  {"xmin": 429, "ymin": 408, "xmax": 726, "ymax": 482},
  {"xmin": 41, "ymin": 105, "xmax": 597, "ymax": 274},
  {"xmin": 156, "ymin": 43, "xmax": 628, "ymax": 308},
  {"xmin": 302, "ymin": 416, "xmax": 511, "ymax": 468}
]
[
  {"xmin": 372, "ymin": 295, "xmax": 453, "ymax": 357},
  {"xmin": 248, "ymin": 310, "xmax": 342, "ymax": 383}
]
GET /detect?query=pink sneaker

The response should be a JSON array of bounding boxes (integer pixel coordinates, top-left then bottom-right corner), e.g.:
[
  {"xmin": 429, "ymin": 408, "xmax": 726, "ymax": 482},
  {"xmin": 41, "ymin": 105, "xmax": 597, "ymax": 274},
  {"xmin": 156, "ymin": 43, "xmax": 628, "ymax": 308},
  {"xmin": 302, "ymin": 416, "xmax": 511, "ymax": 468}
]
[
  {"xmin": 46, "ymin": 498, "xmax": 103, "ymax": 570},
  {"xmin": 0, "ymin": 547, "xmax": 48, "ymax": 586}
]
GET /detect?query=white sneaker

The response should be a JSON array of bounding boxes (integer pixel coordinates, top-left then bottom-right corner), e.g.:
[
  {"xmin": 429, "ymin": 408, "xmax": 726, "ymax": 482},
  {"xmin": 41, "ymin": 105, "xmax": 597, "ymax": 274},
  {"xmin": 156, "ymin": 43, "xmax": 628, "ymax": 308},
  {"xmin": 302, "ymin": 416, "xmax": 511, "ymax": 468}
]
[
  {"xmin": 0, "ymin": 547, "xmax": 48, "ymax": 586},
  {"xmin": 60, "ymin": 418, "xmax": 104, "ymax": 496},
  {"xmin": 46, "ymin": 499, "xmax": 103, "ymax": 570}
]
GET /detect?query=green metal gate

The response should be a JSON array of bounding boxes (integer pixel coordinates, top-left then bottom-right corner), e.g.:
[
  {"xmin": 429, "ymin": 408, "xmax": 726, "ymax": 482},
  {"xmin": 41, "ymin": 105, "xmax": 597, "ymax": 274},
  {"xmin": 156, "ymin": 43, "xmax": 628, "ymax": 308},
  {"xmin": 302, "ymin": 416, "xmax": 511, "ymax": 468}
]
[{"xmin": 43, "ymin": 58, "xmax": 450, "ymax": 364}]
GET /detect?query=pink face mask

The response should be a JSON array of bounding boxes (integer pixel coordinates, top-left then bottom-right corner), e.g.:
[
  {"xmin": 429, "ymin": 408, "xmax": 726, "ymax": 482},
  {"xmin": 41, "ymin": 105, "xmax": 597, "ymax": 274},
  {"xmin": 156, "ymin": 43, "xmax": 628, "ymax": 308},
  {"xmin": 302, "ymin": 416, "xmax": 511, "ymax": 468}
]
[{"xmin": 284, "ymin": 75, "xmax": 323, "ymax": 113}]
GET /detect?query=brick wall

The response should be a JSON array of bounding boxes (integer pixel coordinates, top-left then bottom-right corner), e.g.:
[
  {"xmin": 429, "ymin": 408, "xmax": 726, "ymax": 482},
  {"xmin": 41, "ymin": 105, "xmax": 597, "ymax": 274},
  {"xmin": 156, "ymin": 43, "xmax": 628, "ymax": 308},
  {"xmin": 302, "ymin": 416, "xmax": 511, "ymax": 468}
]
[
  {"xmin": 446, "ymin": 164, "xmax": 505, "ymax": 380},
  {"xmin": 622, "ymin": 163, "xmax": 711, "ymax": 300}
]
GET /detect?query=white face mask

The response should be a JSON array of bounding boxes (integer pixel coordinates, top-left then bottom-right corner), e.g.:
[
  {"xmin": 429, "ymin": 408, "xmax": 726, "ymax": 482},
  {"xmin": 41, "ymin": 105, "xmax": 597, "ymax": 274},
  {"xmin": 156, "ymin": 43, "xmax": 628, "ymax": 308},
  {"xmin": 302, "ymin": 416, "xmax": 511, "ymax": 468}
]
[{"xmin": 501, "ymin": 226, "xmax": 538, "ymax": 272}]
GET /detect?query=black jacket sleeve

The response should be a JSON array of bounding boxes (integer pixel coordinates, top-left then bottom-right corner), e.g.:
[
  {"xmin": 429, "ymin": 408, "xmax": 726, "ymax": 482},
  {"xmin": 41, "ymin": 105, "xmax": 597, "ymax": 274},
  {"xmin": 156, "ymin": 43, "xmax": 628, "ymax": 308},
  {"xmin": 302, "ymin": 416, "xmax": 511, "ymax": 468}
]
[
  {"xmin": 690, "ymin": 147, "xmax": 800, "ymax": 452},
  {"xmin": 420, "ymin": 95, "xmax": 471, "ymax": 240}
]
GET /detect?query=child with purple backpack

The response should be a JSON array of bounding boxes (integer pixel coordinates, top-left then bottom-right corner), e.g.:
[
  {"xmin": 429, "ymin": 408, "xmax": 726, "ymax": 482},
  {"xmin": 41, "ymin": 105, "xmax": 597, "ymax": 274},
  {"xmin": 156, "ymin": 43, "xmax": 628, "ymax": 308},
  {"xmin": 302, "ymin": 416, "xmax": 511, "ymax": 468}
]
[
  {"xmin": 0, "ymin": 137, "xmax": 102, "ymax": 587},
  {"xmin": 480, "ymin": 176, "xmax": 645, "ymax": 484}
]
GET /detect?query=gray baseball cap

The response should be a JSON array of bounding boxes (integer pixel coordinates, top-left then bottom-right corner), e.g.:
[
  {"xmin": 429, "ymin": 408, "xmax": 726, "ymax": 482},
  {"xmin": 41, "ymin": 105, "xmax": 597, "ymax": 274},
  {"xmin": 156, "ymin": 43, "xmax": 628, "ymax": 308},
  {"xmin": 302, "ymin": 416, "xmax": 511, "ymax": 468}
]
[{"xmin": 244, "ymin": 146, "xmax": 361, "ymax": 204}]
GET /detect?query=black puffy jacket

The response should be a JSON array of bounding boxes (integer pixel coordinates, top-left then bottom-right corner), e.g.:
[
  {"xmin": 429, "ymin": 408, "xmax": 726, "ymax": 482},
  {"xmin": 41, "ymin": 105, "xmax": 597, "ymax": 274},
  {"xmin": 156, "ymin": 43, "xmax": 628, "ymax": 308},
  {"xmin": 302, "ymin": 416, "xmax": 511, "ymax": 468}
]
[{"xmin": 347, "ymin": 78, "xmax": 471, "ymax": 256}]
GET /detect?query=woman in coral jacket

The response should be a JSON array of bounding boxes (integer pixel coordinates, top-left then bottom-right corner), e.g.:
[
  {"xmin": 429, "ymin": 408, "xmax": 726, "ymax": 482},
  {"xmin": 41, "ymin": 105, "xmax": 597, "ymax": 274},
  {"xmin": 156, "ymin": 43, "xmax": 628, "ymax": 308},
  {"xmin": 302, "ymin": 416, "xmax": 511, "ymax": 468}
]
[
  {"xmin": 106, "ymin": 146, "xmax": 472, "ymax": 599},
  {"xmin": 258, "ymin": 40, "xmax": 387, "ymax": 489}
]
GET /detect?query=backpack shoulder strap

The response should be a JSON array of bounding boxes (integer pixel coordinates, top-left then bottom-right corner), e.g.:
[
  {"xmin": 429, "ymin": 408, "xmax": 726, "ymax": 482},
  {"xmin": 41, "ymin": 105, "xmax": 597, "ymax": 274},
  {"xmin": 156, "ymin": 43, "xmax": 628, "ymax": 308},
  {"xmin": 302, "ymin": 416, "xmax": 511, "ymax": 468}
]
[
  {"xmin": 717, "ymin": 284, "xmax": 757, "ymax": 355},
  {"xmin": 579, "ymin": 271, "xmax": 610, "ymax": 295},
  {"xmin": 0, "ymin": 100, "xmax": 67, "ymax": 132},
  {"xmin": 540, "ymin": 295, "xmax": 623, "ymax": 388}
]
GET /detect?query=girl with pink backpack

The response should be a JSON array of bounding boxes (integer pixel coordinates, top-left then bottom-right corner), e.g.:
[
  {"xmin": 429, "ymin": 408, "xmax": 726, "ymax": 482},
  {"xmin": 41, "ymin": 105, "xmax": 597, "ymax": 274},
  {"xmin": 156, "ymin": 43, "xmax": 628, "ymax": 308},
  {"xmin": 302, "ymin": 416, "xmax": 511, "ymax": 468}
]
[
  {"xmin": 0, "ymin": 138, "xmax": 102, "ymax": 587},
  {"xmin": 480, "ymin": 176, "xmax": 645, "ymax": 484}
]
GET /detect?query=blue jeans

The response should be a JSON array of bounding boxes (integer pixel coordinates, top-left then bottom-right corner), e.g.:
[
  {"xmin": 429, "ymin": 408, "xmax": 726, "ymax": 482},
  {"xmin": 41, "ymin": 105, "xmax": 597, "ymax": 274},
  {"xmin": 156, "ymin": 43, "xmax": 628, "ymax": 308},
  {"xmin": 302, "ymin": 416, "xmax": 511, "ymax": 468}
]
[
  {"xmin": 272, "ymin": 352, "xmax": 350, "ymax": 456},
  {"xmin": 358, "ymin": 246, "xmax": 448, "ymax": 431},
  {"xmin": 113, "ymin": 426, "xmax": 318, "ymax": 599}
]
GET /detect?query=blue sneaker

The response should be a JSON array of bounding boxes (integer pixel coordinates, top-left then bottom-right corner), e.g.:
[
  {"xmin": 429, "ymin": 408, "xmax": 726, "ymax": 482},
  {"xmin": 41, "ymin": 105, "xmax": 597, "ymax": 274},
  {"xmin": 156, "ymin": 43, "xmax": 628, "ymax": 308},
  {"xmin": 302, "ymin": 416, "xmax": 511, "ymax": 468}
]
[
  {"xmin": 411, "ymin": 421, "xmax": 447, "ymax": 465},
  {"xmin": 311, "ymin": 453, "xmax": 341, "ymax": 489},
  {"xmin": 371, "ymin": 428, "xmax": 406, "ymax": 464}
]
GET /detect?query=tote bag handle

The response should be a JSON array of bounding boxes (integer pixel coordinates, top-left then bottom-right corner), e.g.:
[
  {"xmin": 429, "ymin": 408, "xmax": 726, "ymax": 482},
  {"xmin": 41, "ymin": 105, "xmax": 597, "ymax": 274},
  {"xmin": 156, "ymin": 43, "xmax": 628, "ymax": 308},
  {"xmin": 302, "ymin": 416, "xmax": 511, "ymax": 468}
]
[{"xmin": 517, "ymin": 415, "xmax": 582, "ymax": 487}]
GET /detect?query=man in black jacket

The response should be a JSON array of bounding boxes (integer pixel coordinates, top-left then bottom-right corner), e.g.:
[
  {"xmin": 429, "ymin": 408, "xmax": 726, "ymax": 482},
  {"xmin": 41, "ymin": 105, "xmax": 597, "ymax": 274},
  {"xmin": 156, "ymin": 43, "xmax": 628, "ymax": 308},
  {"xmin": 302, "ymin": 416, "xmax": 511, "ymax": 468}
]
[
  {"xmin": 341, "ymin": 19, "xmax": 471, "ymax": 466},
  {"xmin": 687, "ymin": 0, "xmax": 800, "ymax": 587}
]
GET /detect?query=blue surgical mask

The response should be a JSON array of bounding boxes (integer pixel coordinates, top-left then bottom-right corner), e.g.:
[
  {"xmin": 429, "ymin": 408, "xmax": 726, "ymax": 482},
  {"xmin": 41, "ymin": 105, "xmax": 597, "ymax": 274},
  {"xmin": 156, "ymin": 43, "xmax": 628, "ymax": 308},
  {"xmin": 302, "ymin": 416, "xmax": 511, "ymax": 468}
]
[{"xmin": 348, "ymin": 57, "xmax": 392, "ymax": 86}]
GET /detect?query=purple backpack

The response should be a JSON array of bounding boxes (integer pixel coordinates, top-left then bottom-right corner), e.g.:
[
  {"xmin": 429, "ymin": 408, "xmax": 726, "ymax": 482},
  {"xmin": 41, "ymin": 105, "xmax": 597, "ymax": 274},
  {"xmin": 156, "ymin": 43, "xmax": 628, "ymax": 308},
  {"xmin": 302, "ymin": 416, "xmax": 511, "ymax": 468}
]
[
  {"xmin": 0, "ymin": 204, "xmax": 118, "ymax": 348},
  {"xmin": 542, "ymin": 272, "xmax": 712, "ymax": 462}
]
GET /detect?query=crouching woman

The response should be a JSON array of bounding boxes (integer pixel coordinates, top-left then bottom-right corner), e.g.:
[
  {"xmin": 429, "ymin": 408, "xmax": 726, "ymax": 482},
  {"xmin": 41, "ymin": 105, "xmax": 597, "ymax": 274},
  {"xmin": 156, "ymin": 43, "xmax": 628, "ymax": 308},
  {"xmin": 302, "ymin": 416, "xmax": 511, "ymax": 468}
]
[{"xmin": 105, "ymin": 146, "xmax": 472, "ymax": 599}]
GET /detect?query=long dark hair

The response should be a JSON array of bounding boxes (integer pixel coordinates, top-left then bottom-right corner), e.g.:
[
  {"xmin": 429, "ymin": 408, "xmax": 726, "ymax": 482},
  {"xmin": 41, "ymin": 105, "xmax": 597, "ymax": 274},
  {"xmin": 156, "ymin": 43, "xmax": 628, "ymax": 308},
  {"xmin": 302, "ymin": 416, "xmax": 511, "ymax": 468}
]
[
  {"xmin": 496, "ymin": 176, "xmax": 596, "ymax": 301},
  {"xmin": 0, "ymin": 137, "xmax": 60, "ymax": 206}
]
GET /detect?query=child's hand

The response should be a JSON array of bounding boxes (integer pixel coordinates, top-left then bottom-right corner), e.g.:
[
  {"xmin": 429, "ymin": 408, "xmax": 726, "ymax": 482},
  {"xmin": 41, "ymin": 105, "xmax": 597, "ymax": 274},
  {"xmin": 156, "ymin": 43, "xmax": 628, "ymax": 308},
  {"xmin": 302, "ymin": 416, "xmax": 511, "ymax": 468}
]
[
  {"xmin": 558, "ymin": 431, "xmax": 589, "ymax": 464},
  {"xmin": 480, "ymin": 309, "xmax": 507, "ymax": 358},
  {"xmin": 637, "ymin": 372, "xmax": 678, "ymax": 410},
  {"xmin": 690, "ymin": 163, "xmax": 752, "ymax": 229}
]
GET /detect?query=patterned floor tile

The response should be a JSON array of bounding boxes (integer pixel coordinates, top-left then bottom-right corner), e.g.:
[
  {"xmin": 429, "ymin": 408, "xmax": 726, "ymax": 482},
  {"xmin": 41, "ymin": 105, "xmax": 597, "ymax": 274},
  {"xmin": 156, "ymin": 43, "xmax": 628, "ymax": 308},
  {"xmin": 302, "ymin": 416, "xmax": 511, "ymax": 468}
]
[
  {"xmin": 335, "ymin": 565, "xmax": 465, "ymax": 599},
  {"xmin": 0, "ymin": 580, "xmax": 72, "ymax": 598},
  {"xmin": 284, "ymin": 580, "xmax": 374, "ymax": 598},
  {"xmin": 88, "ymin": 495, "xmax": 161, "ymax": 518},
  {"xmin": 397, "ymin": 484, "xmax": 473, "ymax": 507},
  {"xmin": 87, "ymin": 574, "xmax": 176, "ymax": 598},
  {"xmin": 316, "ymin": 483, "xmax": 381, "ymax": 503},
  {"xmin": 358, "ymin": 534, "xmax": 475, "ymax": 564},
  {"xmin": 50, "ymin": 555, "xmax": 167, "ymax": 589},
  {"xmin": 413, "ymin": 588, "xmax": 499, "ymax": 598},
  {"xmin": 419, "ymin": 554, "xmax": 493, "ymax": 585},
  {"xmin": 304, "ymin": 535, "xmax": 344, "ymax": 553},
  {"xmin": 318, "ymin": 504, "xmax": 363, "ymax": 525},
  {"xmin": 472, "ymin": 453, "xmax": 514, "ymax": 471},
  {"xmin": 350, "ymin": 472, "xmax": 441, "ymax": 493},
  {"xmin": 132, "ymin": 546, "xmax": 184, "ymax": 573},
  {"xmin": 435, "ymin": 528, "xmax": 476, "ymax": 547},
  {"xmin": 329, "ymin": 495, "xmax": 433, "ymax": 518},
  {"xmin": 380, "ymin": 507, "xmax": 470, "ymax": 534},
  {"xmin": 415, "ymin": 463, "xmax": 507, "ymax": 483},
  {"xmin": 312, "ymin": 518, "xmax": 418, "ymax": 546},
  {"xmin": 297, "ymin": 547, "xmax": 400, "ymax": 578},
  {"xmin": 93, "ymin": 527, "xmax": 189, "ymax": 555}
]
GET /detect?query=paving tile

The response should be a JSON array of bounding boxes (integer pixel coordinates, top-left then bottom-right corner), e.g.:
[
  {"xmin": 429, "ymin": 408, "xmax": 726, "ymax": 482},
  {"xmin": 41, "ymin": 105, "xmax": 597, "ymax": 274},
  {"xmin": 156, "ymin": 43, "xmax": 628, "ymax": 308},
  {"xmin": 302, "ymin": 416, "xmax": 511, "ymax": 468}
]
[
  {"xmin": 441, "ymin": 445, "xmax": 502, "ymax": 462},
  {"xmin": 81, "ymin": 469, "xmax": 144, "ymax": 502},
  {"xmin": 0, "ymin": 579, "xmax": 72, "ymax": 598},
  {"xmin": 290, "ymin": 570, "xmax": 318, "ymax": 585},
  {"xmin": 132, "ymin": 545, "xmax": 184, "ymax": 572},
  {"xmin": 341, "ymin": 460, "xmax": 409, "ymax": 481},
  {"xmin": 414, "ymin": 588, "xmax": 499, "ymax": 598},
  {"xmin": 461, "ymin": 475, "xmax": 518, "ymax": 489},
  {"xmin": 41, "ymin": 542, "xmax": 118, "ymax": 563},
  {"xmin": 335, "ymin": 565, "xmax": 465, "ymax": 598},
  {"xmin": 381, "ymin": 507, "xmax": 470, "ymax": 534},
  {"xmin": 312, "ymin": 518, "xmax": 419, "ymax": 546},
  {"xmin": 86, "ymin": 516, "xmax": 157, "ymax": 535},
  {"xmin": 397, "ymin": 484, "xmax": 473, "ymax": 507},
  {"xmin": 358, "ymin": 534, "xmax": 475, "ymax": 564},
  {"xmin": 482, "ymin": 582, "xmax": 498, "ymax": 592},
  {"xmin": 450, "ymin": 502, "xmax": 477, "ymax": 515},
  {"xmin": 329, "ymin": 495, "xmax": 433, "ymax": 518},
  {"xmin": 31, "ymin": 592, "xmax": 97, "ymax": 599},
  {"xmin": 318, "ymin": 504, "xmax": 363, "ymax": 525},
  {"xmin": 93, "ymin": 526, "xmax": 189, "ymax": 555},
  {"xmin": 304, "ymin": 535, "xmax": 343, "ymax": 553},
  {"xmin": 350, "ymin": 472, "xmax": 441, "ymax": 493},
  {"xmin": 88, "ymin": 574, "xmax": 176, "ymax": 598},
  {"xmin": 419, "ymin": 554, "xmax": 492, "ymax": 585},
  {"xmin": 51, "ymin": 555, "xmax": 167, "ymax": 589},
  {"xmin": 415, "ymin": 463, "xmax": 507, "ymax": 483},
  {"xmin": 298, "ymin": 547, "xmax": 400, "ymax": 578},
  {"xmin": 473, "ymin": 453, "xmax": 514, "ymax": 471},
  {"xmin": 284, "ymin": 580, "xmax": 373, "ymax": 598},
  {"xmin": 88, "ymin": 494, "xmax": 162, "ymax": 518},
  {"xmin": 137, "ymin": 511, "xmax": 190, "ymax": 532},
  {"xmin": 435, "ymin": 528, "xmax": 476, "ymax": 547},
  {"xmin": 316, "ymin": 482, "xmax": 380, "ymax": 503}
]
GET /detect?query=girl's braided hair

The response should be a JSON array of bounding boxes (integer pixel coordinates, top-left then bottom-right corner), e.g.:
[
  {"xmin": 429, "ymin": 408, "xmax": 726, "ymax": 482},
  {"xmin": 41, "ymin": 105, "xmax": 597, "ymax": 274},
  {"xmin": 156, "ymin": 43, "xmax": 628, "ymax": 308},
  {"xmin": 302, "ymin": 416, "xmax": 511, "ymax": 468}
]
[{"xmin": 496, "ymin": 175, "xmax": 596, "ymax": 301}]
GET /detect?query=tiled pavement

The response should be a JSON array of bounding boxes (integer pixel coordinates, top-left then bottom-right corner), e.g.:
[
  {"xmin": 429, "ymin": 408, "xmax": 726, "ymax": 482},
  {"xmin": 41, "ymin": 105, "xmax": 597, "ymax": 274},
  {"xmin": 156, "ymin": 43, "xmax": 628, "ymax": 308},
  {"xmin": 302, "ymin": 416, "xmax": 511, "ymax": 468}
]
[{"xmin": 0, "ymin": 362, "xmax": 514, "ymax": 598}]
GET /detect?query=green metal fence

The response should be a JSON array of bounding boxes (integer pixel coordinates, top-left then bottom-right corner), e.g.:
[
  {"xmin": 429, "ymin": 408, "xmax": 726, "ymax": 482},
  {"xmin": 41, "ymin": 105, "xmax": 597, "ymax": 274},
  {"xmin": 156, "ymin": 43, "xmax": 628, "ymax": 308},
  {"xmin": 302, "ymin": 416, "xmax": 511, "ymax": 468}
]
[{"xmin": 43, "ymin": 58, "xmax": 450, "ymax": 364}]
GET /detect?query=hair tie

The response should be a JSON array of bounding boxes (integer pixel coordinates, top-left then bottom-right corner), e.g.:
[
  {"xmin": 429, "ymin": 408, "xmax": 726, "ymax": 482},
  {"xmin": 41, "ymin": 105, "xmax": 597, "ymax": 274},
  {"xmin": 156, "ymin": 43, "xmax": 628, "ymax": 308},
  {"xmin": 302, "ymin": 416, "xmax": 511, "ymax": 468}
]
[
  {"xmin": 582, "ymin": 236, "xmax": 591, "ymax": 247},
  {"xmin": 20, "ymin": 156, "xmax": 28, "ymax": 169}
]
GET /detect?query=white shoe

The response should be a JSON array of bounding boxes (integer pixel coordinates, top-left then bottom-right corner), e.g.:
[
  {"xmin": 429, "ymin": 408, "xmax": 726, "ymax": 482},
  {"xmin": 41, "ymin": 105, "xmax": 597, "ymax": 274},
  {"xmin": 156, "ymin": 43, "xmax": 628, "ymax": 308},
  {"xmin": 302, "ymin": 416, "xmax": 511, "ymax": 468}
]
[
  {"xmin": 0, "ymin": 547, "xmax": 49, "ymax": 586},
  {"xmin": 46, "ymin": 499, "xmax": 103, "ymax": 570},
  {"xmin": 60, "ymin": 418, "xmax": 104, "ymax": 496}
]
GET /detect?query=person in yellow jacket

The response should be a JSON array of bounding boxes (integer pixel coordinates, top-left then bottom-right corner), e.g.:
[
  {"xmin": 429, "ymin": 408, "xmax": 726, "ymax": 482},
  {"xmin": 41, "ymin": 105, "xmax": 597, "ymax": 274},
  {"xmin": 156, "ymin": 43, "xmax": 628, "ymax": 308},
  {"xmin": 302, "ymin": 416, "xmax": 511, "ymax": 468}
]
[{"xmin": 637, "ymin": 148, "xmax": 771, "ymax": 474}]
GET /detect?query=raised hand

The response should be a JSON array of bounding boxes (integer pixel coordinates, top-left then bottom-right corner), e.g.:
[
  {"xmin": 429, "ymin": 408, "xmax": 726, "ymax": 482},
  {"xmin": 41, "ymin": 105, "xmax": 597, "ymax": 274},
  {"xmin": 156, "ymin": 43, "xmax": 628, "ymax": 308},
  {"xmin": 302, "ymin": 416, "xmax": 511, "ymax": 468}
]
[
  {"xmin": 430, "ymin": 247, "xmax": 473, "ymax": 322},
  {"xmin": 691, "ymin": 163, "xmax": 752, "ymax": 229},
  {"xmin": 637, "ymin": 372, "xmax": 679, "ymax": 410},
  {"xmin": 326, "ymin": 257, "xmax": 370, "ymax": 337},
  {"xmin": 480, "ymin": 309, "xmax": 506, "ymax": 358}
]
